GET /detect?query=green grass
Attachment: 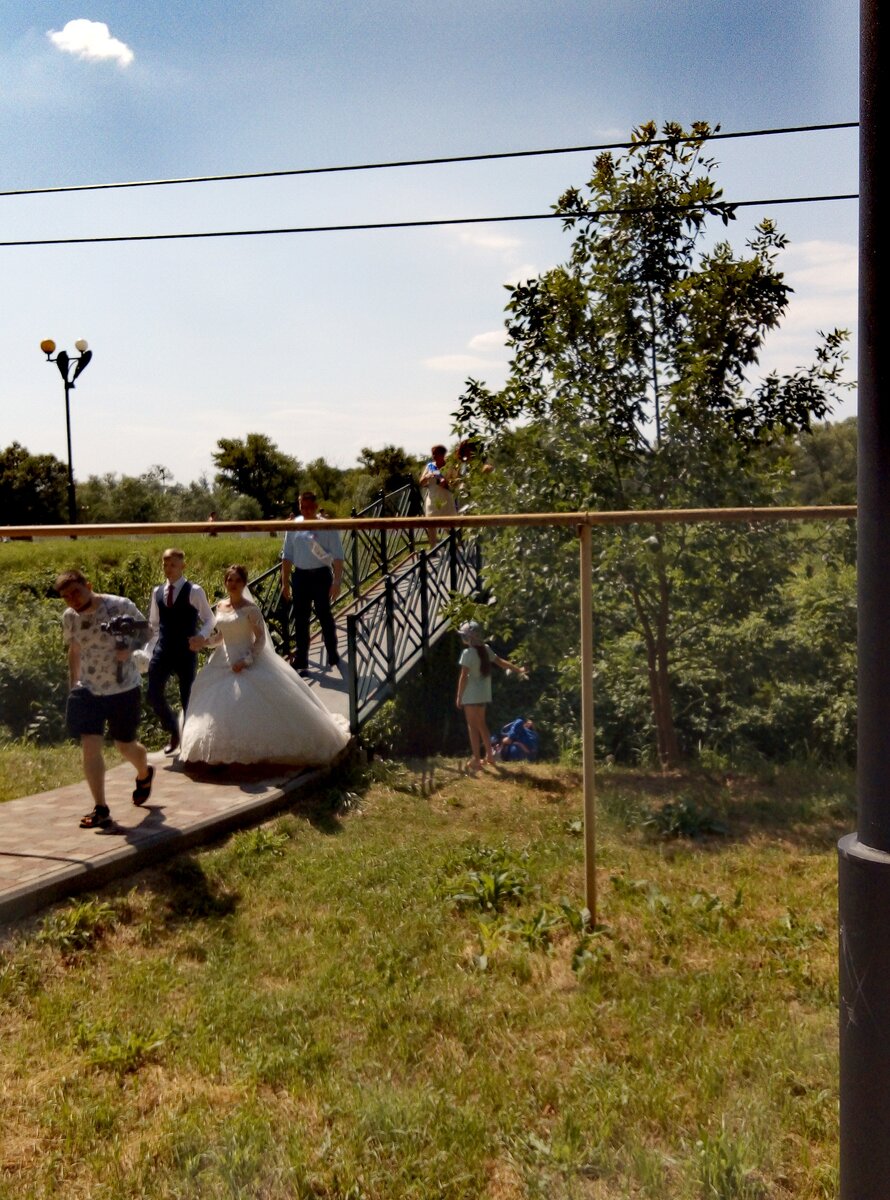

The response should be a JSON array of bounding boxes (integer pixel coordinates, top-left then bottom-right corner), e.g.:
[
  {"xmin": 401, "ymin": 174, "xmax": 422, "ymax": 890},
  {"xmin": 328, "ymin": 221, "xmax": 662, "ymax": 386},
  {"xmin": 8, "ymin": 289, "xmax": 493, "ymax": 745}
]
[
  {"xmin": 0, "ymin": 759, "xmax": 847, "ymax": 1198},
  {"xmin": 0, "ymin": 739, "xmax": 105, "ymax": 803},
  {"xmin": 0, "ymin": 533, "xmax": 282, "ymax": 600}
]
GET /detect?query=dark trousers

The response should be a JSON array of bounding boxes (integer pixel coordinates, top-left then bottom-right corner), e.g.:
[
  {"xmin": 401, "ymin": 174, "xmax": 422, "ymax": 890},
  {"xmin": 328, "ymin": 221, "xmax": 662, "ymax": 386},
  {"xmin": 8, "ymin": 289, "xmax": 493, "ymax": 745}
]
[
  {"xmin": 147, "ymin": 650, "xmax": 197, "ymax": 734},
  {"xmin": 291, "ymin": 566, "xmax": 338, "ymax": 668}
]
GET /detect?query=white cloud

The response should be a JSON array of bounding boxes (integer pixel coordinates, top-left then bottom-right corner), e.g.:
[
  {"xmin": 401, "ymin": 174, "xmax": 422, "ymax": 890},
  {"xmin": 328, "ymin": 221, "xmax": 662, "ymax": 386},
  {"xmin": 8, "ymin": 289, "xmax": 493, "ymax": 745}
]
[
  {"xmin": 783, "ymin": 242, "xmax": 857, "ymax": 296},
  {"xmin": 755, "ymin": 239, "xmax": 858, "ymax": 402},
  {"xmin": 468, "ymin": 330, "xmax": 507, "ymax": 351},
  {"xmin": 47, "ymin": 19, "xmax": 134, "ymax": 67},
  {"xmin": 458, "ymin": 230, "xmax": 521, "ymax": 251},
  {"xmin": 504, "ymin": 263, "xmax": 540, "ymax": 286},
  {"xmin": 423, "ymin": 354, "xmax": 496, "ymax": 372}
]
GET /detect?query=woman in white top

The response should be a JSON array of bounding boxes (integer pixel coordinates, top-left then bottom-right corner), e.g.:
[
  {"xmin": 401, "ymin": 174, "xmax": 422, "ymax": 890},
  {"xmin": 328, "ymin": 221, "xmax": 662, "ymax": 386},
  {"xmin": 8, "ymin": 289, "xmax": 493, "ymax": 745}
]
[
  {"xmin": 455, "ymin": 620, "xmax": 526, "ymax": 774},
  {"xmin": 419, "ymin": 444, "xmax": 457, "ymax": 549}
]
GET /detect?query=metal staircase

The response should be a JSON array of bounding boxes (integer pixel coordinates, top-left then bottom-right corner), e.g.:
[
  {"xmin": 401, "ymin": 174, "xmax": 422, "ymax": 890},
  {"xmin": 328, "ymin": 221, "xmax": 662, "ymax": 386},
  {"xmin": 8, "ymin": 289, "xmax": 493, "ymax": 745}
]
[{"xmin": 248, "ymin": 484, "xmax": 483, "ymax": 732}]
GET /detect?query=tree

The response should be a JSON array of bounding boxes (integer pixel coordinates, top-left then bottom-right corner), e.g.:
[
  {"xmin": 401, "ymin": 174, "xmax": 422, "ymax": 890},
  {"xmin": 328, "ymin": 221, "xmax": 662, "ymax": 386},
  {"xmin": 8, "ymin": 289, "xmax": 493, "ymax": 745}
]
[
  {"xmin": 788, "ymin": 417, "xmax": 857, "ymax": 505},
  {"xmin": 0, "ymin": 442, "xmax": 69, "ymax": 525},
  {"xmin": 167, "ymin": 475, "xmax": 262, "ymax": 521},
  {"xmin": 78, "ymin": 467, "xmax": 171, "ymax": 523},
  {"xmin": 454, "ymin": 121, "xmax": 850, "ymax": 765},
  {"xmin": 356, "ymin": 445, "xmax": 418, "ymax": 495},
  {"xmin": 303, "ymin": 457, "xmax": 346, "ymax": 508},
  {"xmin": 212, "ymin": 434, "xmax": 302, "ymax": 517}
]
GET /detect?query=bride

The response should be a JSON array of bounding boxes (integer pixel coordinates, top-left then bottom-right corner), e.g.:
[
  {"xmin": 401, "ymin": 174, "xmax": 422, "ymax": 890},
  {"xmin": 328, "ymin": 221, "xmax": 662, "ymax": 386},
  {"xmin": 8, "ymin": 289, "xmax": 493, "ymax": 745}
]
[{"xmin": 179, "ymin": 563, "xmax": 350, "ymax": 766}]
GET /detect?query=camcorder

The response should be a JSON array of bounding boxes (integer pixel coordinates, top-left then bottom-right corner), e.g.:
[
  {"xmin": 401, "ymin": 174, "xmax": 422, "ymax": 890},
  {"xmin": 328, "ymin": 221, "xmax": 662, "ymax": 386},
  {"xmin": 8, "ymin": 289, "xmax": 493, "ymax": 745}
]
[{"xmin": 100, "ymin": 615, "xmax": 150, "ymax": 683}]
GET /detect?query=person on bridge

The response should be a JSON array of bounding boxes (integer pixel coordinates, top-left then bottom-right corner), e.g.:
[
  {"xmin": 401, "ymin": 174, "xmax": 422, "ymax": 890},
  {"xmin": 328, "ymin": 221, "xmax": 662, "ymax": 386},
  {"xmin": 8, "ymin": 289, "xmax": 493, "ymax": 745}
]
[
  {"xmin": 419, "ymin": 444, "xmax": 457, "ymax": 548},
  {"xmin": 55, "ymin": 569, "xmax": 154, "ymax": 829},
  {"xmin": 143, "ymin": 548, "xmax": 215, "ymax": 756},
  {"xmin": 455, "ymin": 620, "xmax": 527, "ymax": 775},
  {"xmin": 280, "ymin": 492, "xmax": 344, "ymax": 677},
  {"xmin": 180, "ymin": 564, "xmax": 349, "ymax": 766}
]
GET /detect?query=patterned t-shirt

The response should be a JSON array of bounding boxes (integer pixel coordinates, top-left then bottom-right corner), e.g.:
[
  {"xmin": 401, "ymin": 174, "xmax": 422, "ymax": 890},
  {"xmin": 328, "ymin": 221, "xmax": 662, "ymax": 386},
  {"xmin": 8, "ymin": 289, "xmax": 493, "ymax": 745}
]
[{"xmin": 62, "ymin": 594, "xmax": 147, "ymax": 696}]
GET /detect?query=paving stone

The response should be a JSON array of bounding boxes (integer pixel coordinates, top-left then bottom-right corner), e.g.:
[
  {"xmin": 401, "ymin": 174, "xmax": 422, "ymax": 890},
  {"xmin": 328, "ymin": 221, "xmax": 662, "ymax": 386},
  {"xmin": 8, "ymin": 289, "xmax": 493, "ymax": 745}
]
[{"xmin": 0, "ymin": 747, "xmax": 353, "ymax": 926}]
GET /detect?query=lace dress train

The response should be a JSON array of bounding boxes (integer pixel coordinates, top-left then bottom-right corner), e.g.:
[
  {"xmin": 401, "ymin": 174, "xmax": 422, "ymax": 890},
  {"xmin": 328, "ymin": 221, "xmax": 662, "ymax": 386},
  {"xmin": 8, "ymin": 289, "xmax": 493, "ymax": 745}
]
[{"xmin": 179, "ymin": 605, "xmax": 350, "ymax": 766}]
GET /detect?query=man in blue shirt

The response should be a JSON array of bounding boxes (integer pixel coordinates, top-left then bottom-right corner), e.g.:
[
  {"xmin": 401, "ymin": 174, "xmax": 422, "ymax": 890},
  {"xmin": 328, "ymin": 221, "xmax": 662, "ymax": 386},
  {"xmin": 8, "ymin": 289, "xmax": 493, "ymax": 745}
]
[{"xmin": 280, "ymin": 491, "xmax": 344, "ymax": 676}]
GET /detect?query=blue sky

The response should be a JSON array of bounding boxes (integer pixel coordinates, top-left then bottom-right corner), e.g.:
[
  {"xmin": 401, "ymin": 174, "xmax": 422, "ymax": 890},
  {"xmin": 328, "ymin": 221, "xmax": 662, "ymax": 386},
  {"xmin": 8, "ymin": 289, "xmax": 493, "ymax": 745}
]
[{"xmin": 0, "ymin": 1, "xmax": 859, "ymax": 485}]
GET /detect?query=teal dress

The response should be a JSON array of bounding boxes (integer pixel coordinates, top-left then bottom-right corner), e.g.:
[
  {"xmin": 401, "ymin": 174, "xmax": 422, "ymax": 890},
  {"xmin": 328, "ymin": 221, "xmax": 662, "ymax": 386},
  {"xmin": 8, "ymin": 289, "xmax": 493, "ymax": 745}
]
[{"xmin": 459, "ymin": 645, "xmax": 492, "ymax": 705}]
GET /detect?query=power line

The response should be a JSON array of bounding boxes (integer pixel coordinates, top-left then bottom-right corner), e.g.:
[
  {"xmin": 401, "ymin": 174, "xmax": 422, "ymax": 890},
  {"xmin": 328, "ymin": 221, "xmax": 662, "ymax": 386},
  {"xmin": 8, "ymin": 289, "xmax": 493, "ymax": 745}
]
[
  {"xmin": 0, "ymin": 122, "xmax": 858, "ymax": 200},
  {"xmin": 0, "ymin": 193, "xmax": 859, "ymax": 249}
]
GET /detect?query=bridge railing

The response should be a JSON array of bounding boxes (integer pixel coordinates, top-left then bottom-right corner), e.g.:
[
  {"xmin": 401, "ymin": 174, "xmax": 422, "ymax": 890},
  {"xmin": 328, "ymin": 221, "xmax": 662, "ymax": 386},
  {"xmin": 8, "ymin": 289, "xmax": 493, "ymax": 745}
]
[
  {"xmin": 247, "ymin": 481, "xmax": 423, "ymax": 658},
  {"xmin": 345, "ymin": 528, "xmax": 482, "ymax": 732}
]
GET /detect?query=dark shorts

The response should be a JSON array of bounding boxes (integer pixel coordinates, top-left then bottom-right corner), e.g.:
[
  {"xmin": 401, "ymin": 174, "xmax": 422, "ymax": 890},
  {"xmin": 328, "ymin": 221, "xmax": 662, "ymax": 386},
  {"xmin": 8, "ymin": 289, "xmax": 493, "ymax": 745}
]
[{"xmin": 65, "ymin": 686, "xmax": 142, "ymax": 743}]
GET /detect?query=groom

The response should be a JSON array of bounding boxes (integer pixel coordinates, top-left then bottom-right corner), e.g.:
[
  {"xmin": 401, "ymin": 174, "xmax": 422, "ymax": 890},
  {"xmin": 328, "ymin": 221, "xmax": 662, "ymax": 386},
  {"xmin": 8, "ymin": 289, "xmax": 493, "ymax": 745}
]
[{"xmin": 145, "ymin": 548, "xmax": 215, "ymax": 754}]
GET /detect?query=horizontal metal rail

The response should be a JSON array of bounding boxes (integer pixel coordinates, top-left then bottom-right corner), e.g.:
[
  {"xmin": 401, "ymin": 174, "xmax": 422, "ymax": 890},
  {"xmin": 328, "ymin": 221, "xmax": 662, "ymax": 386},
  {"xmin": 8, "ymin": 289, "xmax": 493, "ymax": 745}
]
[{"xmin": 0, "ymin": 504, "xmax": 858, "ymax": 541}]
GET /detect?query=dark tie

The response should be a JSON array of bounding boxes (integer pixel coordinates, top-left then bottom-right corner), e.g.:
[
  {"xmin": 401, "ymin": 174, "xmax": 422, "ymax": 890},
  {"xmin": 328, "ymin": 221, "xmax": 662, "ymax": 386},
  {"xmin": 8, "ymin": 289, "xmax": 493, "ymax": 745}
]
[{"xmin": 166, "ymin": 583, "xmax": 174, "ymax": 607}]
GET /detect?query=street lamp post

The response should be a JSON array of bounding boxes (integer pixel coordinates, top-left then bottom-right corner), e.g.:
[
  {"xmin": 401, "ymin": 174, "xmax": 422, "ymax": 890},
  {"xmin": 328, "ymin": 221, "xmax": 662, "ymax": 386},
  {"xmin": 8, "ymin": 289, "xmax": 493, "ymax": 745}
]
[{"xmin": 40, "ymin": 338, "xmax": 92, "ymax": 526}]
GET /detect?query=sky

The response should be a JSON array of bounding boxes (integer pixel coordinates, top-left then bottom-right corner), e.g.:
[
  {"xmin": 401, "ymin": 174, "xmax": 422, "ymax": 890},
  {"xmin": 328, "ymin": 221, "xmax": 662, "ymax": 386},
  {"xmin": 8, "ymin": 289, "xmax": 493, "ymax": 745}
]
[{"xmin": 0, "ymin": 1, "xmax": 859, "ymax": 487}]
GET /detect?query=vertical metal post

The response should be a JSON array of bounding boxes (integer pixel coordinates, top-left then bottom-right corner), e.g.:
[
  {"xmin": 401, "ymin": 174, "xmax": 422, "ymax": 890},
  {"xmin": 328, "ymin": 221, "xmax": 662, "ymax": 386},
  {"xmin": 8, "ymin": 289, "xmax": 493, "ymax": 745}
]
[
  {"xmin": 579, "ymin": 523, "xmax": 596, "ymax": 923},
  {"xmin": 838, "ymin": 2, "xmax": 890, "ymax": 1194},
  {"xmin": 384, "ymin": 576, "xmax": 396, "ymax": 686},
  {"xmin": 63, "ymin": 379, "xmax": 76, "ymax": 525},
  {"xmin": 350, "ymin": 508, "xmax": 360, "ymax": 600},
  {"xmin": 448, "ymin": 527, "xmax": 459, "ymax": 592},
  {"xmin": 419, "ymin": 550, "xmax": 430, "ymax": 655},
  {"xmin": 279, "ymin": 592, "xmax": 292, "ymax": 660},
  {"xmin": 346, "ymin": 614, "xmax": 359, "ymax": 734}
]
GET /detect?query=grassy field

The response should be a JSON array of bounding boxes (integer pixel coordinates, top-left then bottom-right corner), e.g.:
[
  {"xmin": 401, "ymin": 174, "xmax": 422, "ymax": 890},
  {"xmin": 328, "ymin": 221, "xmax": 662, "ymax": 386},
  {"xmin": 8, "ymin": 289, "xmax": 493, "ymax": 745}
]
[
  {"xmin": 0, "ymin": 758, "xmax": 846, "ymax": 1199},
  {"xmin": 0, "ymin": 533, "xmax": 283, "ymax": 599}
]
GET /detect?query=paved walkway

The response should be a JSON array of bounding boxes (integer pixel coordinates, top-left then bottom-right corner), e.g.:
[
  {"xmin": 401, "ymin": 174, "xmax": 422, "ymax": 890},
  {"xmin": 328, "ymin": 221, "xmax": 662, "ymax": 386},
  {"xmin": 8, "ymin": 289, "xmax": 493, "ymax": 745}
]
[
  {"xmin": 0, "ymin": 747, "xmax": 353, "ymax": 927},
  {"xmin": 0, "ymin": 546, "xmax": 464, "ymax": 928},
  {"xmin": 293, "ymin": 626, "xmax": 352, "ymax": 723},
  {"xmin": 0, "ymin": 588, "xmax": 375, "ymax": 929}
]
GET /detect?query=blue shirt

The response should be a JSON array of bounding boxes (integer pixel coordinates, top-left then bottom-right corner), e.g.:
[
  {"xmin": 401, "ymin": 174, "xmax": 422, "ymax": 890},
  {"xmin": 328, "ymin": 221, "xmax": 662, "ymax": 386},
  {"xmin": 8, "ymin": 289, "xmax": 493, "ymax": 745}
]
[{"xmin": 282, "ymin": 517, "xmax": 344, "ymax": 571}]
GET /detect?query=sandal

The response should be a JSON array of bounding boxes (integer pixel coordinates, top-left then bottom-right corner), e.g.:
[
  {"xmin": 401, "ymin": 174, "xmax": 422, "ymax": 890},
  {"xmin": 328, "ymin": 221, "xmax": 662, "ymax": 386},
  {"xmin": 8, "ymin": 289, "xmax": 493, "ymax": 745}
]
[
  {"xmin": 80, "ymin": 805, "xmax": 112, "ymax": 829},
  {"xmin": 132, "ymin": 765, "xmax": 155, "ymax": 806}
]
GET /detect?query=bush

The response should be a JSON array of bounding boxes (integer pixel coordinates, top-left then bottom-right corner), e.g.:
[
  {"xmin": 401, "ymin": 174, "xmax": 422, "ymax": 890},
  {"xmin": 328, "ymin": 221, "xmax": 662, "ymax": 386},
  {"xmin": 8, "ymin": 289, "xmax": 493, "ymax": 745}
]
[{"xmin": 0, "ymin": 588, "xmax": 68, "ymax": 740}]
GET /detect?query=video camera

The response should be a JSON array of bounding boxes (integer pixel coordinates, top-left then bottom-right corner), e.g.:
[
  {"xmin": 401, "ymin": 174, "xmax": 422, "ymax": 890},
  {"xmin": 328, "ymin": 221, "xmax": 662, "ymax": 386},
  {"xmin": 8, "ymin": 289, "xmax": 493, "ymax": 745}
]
[{"xmin": 100, "ymin": 614, "xmax": 150, "ymax": 683}]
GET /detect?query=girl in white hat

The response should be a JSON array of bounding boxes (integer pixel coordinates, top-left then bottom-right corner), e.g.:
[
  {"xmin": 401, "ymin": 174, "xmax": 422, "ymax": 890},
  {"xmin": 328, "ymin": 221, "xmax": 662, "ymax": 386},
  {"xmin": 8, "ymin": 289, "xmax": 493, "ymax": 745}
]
[{"xmin": 455, "ymin": 621, "xmax": 527, "ymax": 774}]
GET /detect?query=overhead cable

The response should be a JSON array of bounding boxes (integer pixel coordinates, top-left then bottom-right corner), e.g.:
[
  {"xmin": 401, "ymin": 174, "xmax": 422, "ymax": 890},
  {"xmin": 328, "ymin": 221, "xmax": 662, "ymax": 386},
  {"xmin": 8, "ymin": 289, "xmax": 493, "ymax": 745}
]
[
  {"xmin": 0, "ymin": 122, "xmax": 858, "ymax": 200},
  {"xmin": 0, "ymin": 193, "xmax": 858, "ymax": 249}
]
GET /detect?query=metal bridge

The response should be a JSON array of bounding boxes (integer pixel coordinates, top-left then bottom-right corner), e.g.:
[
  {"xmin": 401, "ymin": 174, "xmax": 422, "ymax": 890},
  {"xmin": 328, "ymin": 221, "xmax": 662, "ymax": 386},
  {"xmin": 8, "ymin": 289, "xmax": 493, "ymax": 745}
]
[{"xmin": 247, "ymin": 483, "xmax": 483, "ymax": 732}]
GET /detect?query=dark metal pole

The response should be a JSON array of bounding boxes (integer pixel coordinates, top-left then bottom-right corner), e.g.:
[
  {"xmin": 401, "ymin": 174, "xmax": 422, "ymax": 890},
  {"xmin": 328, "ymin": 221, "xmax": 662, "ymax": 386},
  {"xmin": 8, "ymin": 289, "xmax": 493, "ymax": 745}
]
[
  {"xmin": 838, "ymin": 2, "xmax": 890, "ymax": 1194},
  {"xmin": 419, "ymin": 550, "xmax": 429, "ymax": 655},
  {"xmin": 384, "ymin": 576, "xmax": 396, "ymax": 687},
  {"xmin": 63, "ymin": 378, "xmax": 76, "ymax": 525},
  {"xmin": 42, "ymin": 341, "xmax": 90, "ymax": 527},
  {"xmin": 346, "ymin": 614, "xmax": 359, "ymax": 734},
  {"xmin": 350, "ymin": 508, "xmax": 360, "ymax": 600}
]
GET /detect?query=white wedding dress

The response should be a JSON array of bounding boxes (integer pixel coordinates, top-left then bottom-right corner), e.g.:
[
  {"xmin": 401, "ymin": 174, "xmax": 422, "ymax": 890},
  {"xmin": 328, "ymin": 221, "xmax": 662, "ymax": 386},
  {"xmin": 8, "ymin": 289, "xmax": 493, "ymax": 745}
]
[{"xmin": 179, "ymin": 603, "xmax": 350, "ymax": 766}]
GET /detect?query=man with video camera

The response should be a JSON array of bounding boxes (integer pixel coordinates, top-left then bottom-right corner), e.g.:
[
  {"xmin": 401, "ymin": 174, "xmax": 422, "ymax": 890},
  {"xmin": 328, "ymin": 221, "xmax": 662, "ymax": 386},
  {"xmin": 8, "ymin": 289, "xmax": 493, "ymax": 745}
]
[{"xmin": 55, "ymin": 569, "xmax": 154, "ymax": 830}]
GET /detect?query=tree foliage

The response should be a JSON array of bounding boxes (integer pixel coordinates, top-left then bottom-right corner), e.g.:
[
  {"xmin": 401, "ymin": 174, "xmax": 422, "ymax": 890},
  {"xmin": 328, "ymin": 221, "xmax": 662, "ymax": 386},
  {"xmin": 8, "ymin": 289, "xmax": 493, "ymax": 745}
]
[
  {"xmin": 454, "ymin": 121, "xmax": 852, "ymax": 765},
  {"xmin": 788, "ymin": 416, "xmax": 856, "ymax": 505},
  {"xmin": 77, "ymin": 468, "xmax": 262, "ymax": 524},
  {"xmin": 0, "ymin": 442, "xmax": 69, "ymax": 525},
  {"xmin": 212, "ymin": 433, "xmax": 302, "ymax": 517}
]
